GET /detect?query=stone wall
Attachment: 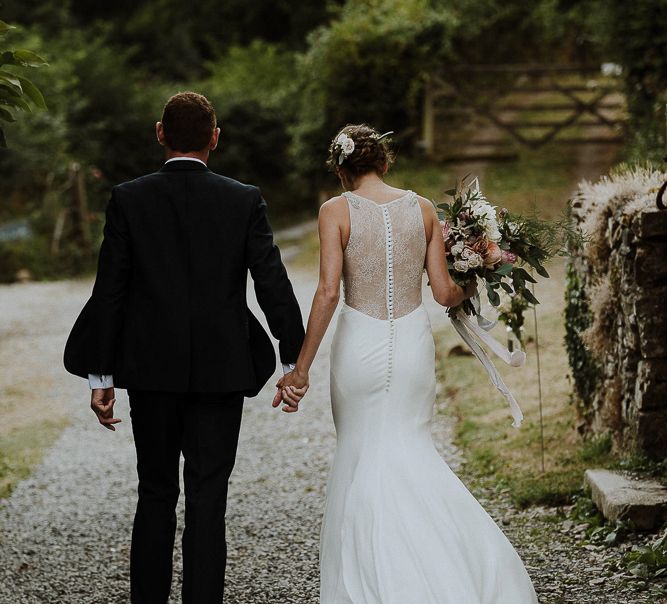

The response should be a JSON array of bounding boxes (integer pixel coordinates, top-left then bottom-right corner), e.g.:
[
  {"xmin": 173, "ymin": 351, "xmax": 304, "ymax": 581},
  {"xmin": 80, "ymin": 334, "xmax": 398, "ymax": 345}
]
[{"xmin": 567, "ymin": 166, "xmax": 667, "ymax": 459}]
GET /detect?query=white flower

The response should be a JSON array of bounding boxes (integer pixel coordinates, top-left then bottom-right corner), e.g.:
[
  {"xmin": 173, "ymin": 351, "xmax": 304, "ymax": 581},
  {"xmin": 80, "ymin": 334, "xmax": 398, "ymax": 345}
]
[
  {"xmin": 451, "ymin": 241, "xmax": 464, "ymax": 257},
  {"xmin": 335, "ymin": 133, "xmax": 355, "ymax": 163},
  {"xmin": 461, "ymin": 246, "xmax": 475, "ymax": 260},
  {"xmin": 466, "ymin": 253, "xmax": 483, "ymax": 269},
  {"xmin": 486, "ymin": 224, "xmax": 502, "ymax": 242},
  {"xmin": 453, "ymin": 259, "xmax": 469, "ymax": 272},
  {"xmin": 470, "ymin": 201, "xmax": 490, "ymax": 218}
]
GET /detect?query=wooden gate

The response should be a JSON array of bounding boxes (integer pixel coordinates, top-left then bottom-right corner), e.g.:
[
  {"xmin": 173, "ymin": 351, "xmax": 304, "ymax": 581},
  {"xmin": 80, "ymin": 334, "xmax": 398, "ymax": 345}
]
[{"xmin": 421, "ymin": 64, "xmax": 626, "ymax": 161}]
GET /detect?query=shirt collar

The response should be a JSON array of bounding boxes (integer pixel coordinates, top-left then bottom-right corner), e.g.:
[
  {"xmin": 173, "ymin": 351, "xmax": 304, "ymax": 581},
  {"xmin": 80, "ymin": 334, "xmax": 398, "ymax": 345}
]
[{"xmin": 164, "ymin": 157, "xmax": 207, "ymax": 167}]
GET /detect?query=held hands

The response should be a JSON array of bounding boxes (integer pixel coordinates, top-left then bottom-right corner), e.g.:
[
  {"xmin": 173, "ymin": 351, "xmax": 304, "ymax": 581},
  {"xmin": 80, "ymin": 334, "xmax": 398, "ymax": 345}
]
[
  {"xmin": 272, "ymin": 368, "xmax": 309, "ymax": 413},
  {"xmin": 91, "ymin": 387, "xmax": 122, "ymax": 431}
]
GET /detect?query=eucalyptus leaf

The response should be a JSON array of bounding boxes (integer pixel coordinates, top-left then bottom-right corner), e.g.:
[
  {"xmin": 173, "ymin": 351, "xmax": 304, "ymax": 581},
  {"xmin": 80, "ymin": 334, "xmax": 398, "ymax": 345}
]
[
  {"xmin": 522, "ymin": 288, "xmax": 540, "ymax": 305},
  {"xmin": 513, "ymin": 267, "xmax": 537, "ymax": 283},
  {"xmin": 500, "ymin": 281, "xmax": 513, "ymax": 293},
  {"xmin": 494, "ymin": 263, "xmax": 513, "ymax": 276},
  {"xmin": 486, "ymin": 286, "xmax": 500, "ymax": 306},
  {"xmin": 535, "ymin": 264, "xmax": 550, "ymax": 278},
  {"xmin": 444, "ymin": 188, "xmax": 457, "ymax": 196}
]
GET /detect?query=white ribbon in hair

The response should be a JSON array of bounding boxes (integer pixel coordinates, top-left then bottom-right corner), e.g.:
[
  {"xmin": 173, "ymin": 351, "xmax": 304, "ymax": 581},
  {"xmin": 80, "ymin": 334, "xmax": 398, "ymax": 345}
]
[{"xmin": 450, "ymin": 292, "xmax": 525, "ymax": 428}]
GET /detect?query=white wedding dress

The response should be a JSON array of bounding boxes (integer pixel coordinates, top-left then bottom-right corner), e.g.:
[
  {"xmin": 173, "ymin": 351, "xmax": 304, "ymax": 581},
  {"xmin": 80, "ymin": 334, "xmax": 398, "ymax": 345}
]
[{"xmin": 320, "ymin": 190, "xmax": 538, "ymax": 604}]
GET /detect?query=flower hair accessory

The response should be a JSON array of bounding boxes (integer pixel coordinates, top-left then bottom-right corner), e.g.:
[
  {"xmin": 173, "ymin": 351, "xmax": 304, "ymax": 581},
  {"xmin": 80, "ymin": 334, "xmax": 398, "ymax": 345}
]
[{"xmin": 334, "ymin": 133, "xmax": 355, "ymax": 165}]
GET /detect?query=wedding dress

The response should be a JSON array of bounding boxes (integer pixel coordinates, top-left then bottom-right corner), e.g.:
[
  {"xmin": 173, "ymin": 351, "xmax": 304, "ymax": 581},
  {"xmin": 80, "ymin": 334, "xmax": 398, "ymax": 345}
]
[{"xmin": 320, "ymin": 190, "xmax": 538, "ymax": 604}]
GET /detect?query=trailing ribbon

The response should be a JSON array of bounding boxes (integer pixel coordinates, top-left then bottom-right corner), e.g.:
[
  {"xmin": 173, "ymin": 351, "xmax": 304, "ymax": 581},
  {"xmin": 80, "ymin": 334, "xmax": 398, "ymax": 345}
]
[{"xmin": 450, "ymin": 293, "xmax": 525, "ymax": 428}]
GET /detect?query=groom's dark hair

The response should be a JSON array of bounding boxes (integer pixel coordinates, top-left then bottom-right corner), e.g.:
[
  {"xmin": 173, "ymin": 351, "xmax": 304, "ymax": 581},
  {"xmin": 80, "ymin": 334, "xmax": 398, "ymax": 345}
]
[{"xmin": 161, "ymin": 92, "xmax": 217, "ymax": 152}]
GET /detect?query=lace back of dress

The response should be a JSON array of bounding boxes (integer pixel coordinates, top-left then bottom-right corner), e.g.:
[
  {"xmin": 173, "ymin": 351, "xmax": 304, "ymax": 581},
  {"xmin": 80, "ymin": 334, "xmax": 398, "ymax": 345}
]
[{"xmin": 342, "ymin": 191, "xmax": 426, "ymax": 321}]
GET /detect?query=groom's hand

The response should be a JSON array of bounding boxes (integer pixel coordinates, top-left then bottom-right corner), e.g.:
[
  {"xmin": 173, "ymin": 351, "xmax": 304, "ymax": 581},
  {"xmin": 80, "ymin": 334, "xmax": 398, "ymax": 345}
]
[{"xmin": 91, "ymin": 387, "xmax": 121, "ymax": 431}]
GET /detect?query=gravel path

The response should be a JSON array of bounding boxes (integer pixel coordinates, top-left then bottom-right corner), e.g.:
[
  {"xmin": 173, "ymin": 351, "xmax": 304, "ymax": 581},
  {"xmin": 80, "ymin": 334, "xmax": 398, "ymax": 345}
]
[{"xmin": 2, "ymin": 260, "xmax": 661, "ymax": 603}]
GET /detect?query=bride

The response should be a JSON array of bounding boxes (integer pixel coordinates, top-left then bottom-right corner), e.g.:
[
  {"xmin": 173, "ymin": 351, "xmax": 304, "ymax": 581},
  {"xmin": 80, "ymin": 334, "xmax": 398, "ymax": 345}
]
[{"xmin": 274, "ymin": 124, "xmax": 538, "ymax": 603}]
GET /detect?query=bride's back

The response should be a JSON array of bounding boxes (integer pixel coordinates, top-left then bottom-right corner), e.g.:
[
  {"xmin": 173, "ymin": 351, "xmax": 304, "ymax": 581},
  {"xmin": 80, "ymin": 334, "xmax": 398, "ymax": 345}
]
[{"xmin": 341, "ymin": 189, "xmax": 426, "ymax": 321}]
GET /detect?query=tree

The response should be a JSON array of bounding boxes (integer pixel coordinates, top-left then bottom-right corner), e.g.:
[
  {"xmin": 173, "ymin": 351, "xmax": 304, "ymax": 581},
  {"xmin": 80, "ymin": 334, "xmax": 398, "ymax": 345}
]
[{"xmin": 0, "ymin": 21, "xmax": 47, "ymax": 147}]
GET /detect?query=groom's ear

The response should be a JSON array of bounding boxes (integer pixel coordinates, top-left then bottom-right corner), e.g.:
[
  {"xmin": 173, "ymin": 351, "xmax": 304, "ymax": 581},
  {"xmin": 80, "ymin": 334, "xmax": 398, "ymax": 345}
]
[
  {"xmin": 210, "ymin": 127, "xmax": 221, "ymax": 151},
  {"xmin": 156, "ymin": 121, "xmax": 166, "ymax": 147}
]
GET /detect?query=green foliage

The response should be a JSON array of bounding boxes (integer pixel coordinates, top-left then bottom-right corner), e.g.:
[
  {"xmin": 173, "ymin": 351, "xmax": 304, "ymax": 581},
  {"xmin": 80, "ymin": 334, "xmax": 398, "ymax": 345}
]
[
  {"xmin": 496, "ymin": 292, "xmax": 530, "ymax": 345},
  {"xmin": 590, "ymin": 0, "xmax": 667, "ymax": 162},
  {"xmin": 292, "ymin": 0, "xmax": 455, "ymax": 187},
  {"xmin": 569, "ymin": 491, "xmax": 632, "ymax": 546},
  {"xmin": 437, "ymin": 181, "xmax": 571, "ymax": 323},
  {"xmin": 0, "ymin": 26, "xmax": 165, "ymax": 281},
  {"xmin": 1, "ymin": 26, "xmax": 165, "ymax": 196},
  {"xmin": 0, "ymin": 21, "xmax": 48, "ymax": 148},
  {"xmin": 440, "ymin": 0, "xmax": 599, "ymax": 64},
  {"xmin": 617, "ymin": 454, "xmax": 667, "ymax": 487},
  {"xmin": 564, "ymin": 259, "xmax": 601, "ymax": 415},
  {"xmin": 201, "ymin": 42, "xmax": 304, "ymax": 210},
  {"xmin": 624, "ymin": 532, "xmax": 667, "ymax": 581},
  {"xmin": 581, "ymin": 433, "xmax": 613, "ymax": 461},
  {"xmin": 10, "ymin": 0, "xmax": 341, "ymax": 79}
]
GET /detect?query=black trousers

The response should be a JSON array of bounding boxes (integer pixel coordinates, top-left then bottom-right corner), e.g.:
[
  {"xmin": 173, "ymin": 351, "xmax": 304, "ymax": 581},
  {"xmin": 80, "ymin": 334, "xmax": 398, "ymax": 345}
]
[{"xmin": 128, "ymin": 390, "xmax": 244, "ymax": 604}]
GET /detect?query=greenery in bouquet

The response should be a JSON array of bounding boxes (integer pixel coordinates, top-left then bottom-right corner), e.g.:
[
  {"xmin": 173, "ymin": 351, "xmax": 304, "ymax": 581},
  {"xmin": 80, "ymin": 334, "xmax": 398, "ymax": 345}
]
[
  {"xmin": 436, "ymin": 176, "xmax": 571, "ymax": 329},
  {"xmin": 496, "ymin": 290, "xmax": 530, "ymax": 348}
]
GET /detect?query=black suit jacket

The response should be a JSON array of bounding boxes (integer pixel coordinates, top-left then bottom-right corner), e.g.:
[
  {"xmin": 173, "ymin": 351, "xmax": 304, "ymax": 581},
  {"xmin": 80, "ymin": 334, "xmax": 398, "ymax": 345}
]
[{"xmin": 64, "ymin": 160, "xmax": 305, "ymax": 396}]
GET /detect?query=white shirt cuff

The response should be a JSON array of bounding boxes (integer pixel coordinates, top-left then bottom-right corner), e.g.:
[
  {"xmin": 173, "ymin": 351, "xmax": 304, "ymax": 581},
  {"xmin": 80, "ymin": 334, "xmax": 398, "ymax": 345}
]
[
  {"xmin": 88, "ymin": 374, "xmax": 114, "ymax": 389},
  {"xmin": 282, "ymin": 363, "xmax": 296, "ymax": 375}
]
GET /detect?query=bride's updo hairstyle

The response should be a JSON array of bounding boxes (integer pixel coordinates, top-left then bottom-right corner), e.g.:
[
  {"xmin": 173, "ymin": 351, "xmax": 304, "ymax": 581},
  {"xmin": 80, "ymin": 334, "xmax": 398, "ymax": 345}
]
[{"xmin": 327, "ymin": 124, "xmax": 395, "ymax": 183}]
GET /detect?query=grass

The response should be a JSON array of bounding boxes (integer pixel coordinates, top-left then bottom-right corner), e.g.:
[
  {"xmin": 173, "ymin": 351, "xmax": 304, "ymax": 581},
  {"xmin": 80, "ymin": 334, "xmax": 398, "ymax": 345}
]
[
  {"xmin": 389, "ymin": 142, "xmax": 589, "ymax": 218},
  {"xmin": 435, "ymin": 257, "xmax": 620, "ymax": 508},
  {"xmin": 0, "ymin": 418, "xmax": 68, "ymax": 498}
]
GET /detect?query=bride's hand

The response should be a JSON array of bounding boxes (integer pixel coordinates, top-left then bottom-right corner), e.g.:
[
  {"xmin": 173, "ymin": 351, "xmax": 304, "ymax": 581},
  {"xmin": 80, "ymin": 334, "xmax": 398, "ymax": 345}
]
[{"xmin": 272, "ymin": 368, "xmax": 309, "ymax": 412}]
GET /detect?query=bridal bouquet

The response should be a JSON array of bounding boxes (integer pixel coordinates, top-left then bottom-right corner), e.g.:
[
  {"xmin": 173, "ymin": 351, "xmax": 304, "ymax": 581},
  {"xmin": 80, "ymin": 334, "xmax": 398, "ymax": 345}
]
[{"xmin": 436, "ymin": 177, "xmax": 565, "ymax": 427}]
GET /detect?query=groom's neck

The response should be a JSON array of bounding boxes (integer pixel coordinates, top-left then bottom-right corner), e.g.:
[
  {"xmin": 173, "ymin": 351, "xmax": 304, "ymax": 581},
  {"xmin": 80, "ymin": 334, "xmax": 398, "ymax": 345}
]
[{"xmin": 164, "ymin": 149, "xmax": 209, "ymax": 164}]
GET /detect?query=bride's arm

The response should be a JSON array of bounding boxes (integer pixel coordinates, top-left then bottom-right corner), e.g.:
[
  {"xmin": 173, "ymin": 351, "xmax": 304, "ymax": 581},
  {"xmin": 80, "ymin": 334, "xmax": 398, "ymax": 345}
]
[
  {"xmin": 420, "ymin": 199, "xmax": 470, "ymax": 307},
  {"xmin": 273, "ymin": 198, "xmax": 345, "ymax": 408}
]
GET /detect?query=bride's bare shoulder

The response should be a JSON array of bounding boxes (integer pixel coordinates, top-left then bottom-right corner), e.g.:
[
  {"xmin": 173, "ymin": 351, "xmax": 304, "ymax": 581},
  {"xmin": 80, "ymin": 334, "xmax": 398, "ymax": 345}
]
[
  {"xmin": 416, "ymin": 194, "xmax": 438, "ymax": 220},
  {"xmin": 319, "ymin": 195, "xmax": 349, "ymax": 220},
  {"xmin": 415, "ymin": 194, "xmax": 437, "ymax": 240}
]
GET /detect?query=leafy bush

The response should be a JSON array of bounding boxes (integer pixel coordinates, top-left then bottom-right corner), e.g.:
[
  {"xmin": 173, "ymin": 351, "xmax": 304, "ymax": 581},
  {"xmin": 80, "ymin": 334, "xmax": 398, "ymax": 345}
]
[
  {"xmin": 564, "ymin": 260, "xmax": 601, "ymax": 419},
  {"xmin": 590, "ymin": 0, "xmax": 667, "ymax": 162},
  {"xmin": 0, "ymin": 25, "xmax": 165, "ymax": 281},
  {"xmin": 292, "ymin": 0, "xmax": 455, "ymax": 187},
  {"xmin": 1, "ymin": 25, "xmax": 165, "ymax": 207},
  {"xmin": 201, "ymin": 41, "xmax": 304, "ymax": 212},
  {"xmin": 0, "ymin": 20, "xmax": 47, "ymax": 148}
]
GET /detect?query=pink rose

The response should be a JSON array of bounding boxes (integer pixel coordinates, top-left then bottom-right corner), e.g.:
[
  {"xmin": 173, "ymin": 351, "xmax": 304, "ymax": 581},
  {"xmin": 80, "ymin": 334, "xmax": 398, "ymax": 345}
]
[
  {"xmin": 501, "ymin": 250, "xmax": 517, "ymax": 264},
  {"xmin": 470, "ymin": 238, "xmax": 502, "ymax": 268},
  {"xmin": 483, "ymin": 242, "xmax": 502, "ymax": 268}
]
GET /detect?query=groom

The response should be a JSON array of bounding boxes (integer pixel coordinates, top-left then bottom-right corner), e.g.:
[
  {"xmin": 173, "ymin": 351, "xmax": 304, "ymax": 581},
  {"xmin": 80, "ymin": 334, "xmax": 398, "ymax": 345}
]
[{"xmin": 64, "ymin": 92, "xmax": 305, "ymax": 603}]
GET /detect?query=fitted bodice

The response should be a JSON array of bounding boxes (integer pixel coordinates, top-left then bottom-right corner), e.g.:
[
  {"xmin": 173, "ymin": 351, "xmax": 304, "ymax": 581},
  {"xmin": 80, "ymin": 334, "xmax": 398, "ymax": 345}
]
[{"xmin": 342, "ymin": 190, "xmax": 427, "ymax": 321}]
